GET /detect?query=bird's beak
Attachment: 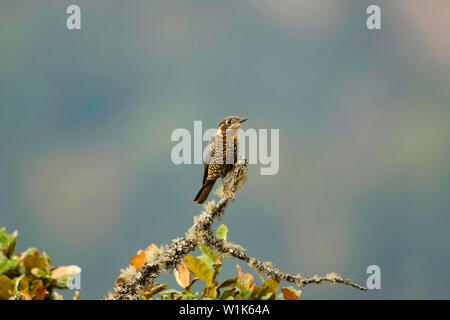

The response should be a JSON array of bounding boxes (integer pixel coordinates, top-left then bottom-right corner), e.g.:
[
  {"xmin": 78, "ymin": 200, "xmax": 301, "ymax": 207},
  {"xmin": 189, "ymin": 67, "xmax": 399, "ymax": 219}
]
[{"xmin": 239, "ymin": 117, "xmax": 248, "ymax": 123}]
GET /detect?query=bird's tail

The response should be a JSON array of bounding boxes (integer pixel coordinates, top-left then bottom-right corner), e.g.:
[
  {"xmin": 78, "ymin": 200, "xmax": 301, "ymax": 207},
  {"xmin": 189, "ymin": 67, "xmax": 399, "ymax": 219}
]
[{"xmin": 193, "ymin": 180, "xmax": 216, "ymax": 204}]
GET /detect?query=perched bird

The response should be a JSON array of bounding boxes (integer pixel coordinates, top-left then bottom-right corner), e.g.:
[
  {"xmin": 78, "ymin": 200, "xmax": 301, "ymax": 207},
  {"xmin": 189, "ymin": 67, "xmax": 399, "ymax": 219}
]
[{"xmin": 193, "ymin": 116, "xmax": 247, "ymax": 204}]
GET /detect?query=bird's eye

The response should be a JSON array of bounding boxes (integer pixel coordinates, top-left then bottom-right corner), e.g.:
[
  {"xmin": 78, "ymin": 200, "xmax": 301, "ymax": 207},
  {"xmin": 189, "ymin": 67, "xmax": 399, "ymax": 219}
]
[{"xmin": 225, "ymin": 119, "xmax": 232, "ymax": 125}]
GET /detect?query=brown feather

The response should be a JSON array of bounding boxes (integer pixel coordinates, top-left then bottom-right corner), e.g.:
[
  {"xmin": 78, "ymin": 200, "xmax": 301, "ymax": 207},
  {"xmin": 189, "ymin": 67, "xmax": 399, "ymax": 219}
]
[
  {"xmin": 193, "ymin": 118, "xmax": 243, "ymax": 205},
  {"xmin": 193, "ymin": 180, "xmax": 216, "ymax": 204}
]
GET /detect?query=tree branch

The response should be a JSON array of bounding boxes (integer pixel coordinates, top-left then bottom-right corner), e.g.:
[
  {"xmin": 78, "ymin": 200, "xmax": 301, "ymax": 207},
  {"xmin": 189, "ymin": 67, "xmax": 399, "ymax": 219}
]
[
  {"xmin": 109, "ymin": 159, "xmax": 365, "ymax": 300},
  {"xmin": 204, "ymin": 232, "xmax": 366, "ymax": 291}
]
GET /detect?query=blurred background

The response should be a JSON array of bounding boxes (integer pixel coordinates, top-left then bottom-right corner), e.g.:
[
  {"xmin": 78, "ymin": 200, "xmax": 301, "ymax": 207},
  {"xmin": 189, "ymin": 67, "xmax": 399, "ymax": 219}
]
[{"xmin": 1, "ymin": 0, "xmax": 449, "ymax": 299}]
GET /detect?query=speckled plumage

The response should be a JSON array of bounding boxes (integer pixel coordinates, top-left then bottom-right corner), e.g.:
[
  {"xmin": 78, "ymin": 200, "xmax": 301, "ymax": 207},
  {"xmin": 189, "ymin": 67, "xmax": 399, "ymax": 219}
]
[{"xmin": 193, "ymin": 116, "xmax": 247, "ymax": 204}]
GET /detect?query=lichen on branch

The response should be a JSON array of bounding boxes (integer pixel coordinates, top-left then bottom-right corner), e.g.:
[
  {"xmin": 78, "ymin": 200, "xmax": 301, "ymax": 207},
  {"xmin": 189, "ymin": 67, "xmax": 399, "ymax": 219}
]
[{"xmin": 109, "ymin": 158, "xmax": 365, "ymax": 300}]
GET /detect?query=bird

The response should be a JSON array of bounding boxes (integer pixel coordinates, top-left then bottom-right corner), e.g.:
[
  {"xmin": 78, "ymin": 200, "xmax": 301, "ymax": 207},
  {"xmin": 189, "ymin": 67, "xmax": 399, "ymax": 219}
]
[{"xmin": 193, "ymin": 116, "xmax": 247, "ymax": 204}]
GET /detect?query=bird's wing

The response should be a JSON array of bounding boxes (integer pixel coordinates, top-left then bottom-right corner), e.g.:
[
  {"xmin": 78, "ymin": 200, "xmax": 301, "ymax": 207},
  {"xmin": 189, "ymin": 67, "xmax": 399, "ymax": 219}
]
[
  {"xmin": 202, "ymin": 135, "xmax": 215, "ymax": 184},
  {"xmin": 202, "ymin": 162, "xmax": 208, "ymax": 185}
]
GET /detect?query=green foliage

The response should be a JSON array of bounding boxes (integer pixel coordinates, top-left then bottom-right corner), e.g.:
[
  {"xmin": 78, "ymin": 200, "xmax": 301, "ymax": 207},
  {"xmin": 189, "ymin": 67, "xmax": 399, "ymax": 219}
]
[
  {"xmin": 216, "ymin": 224, "xmax": 228, "ymax": 241},
  {"xmin": 0, "ymin": 227, "xmax": 81, "ymax": 300},
  {"xmin": 140, "ymin": 225, "xmax": 301, "ymax": 300}
]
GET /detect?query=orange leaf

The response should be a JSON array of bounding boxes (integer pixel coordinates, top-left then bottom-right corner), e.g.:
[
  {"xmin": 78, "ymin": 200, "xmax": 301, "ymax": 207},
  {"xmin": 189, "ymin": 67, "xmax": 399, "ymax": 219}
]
[
  {"xmin": 30, "ymin": 280, "xmax": 46, "ymax": 300},
  {"xmin": 174, "ymin": 261, "xmax": 190, "ymax": 288},
  {"xmin": 51, "ymin": 266, "xmax": 67, "ymax": 279},
  {"xmin": 130, "ymin": 250, "xmax": 146, "ymax": 269},
  {"xmin": 281, "ymin": 287, "xmax": 300, "ymax": 300},
  {"xmin": 51, "ymin": 265, "xmax": 82, "ymax": 279},
  {"xmin": 130, "ymin": 244, "xmax": 159, "ymax": 270},
  {"xmin": 236, "ymin": 264, "xmax": 254, "ymax": 286},
  {"xmin": 32, "ymin": 285, "xmax": 46, "ymax": 300}
]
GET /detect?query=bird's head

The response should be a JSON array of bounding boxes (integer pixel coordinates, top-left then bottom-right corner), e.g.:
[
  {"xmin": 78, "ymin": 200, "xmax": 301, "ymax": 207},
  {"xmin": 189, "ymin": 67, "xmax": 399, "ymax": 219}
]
[{"xmin": 217, "ymin": 116, "xmax": 248, "ymax": 133}]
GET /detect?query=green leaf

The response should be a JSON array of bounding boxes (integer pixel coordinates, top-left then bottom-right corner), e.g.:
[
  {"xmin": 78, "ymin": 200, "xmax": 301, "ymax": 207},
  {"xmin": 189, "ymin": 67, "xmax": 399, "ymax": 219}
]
[
  {"xmin": 180, "ymin": 293, "xmax": 199, "ymax": 300},
  {"xmin": 0, "ymin": 251, "xmax": 18, "ymax": 274},
  {"xmin": 160, "ymin": 289, "xmax": 182, "ymax": 295},
  {"xmin": 216, "ymin": 224, "xmax": 228, "ymax": 241},
  {"xmin": 202, "ymin": 286, "xmax": 218, "ymax": 299},
  {"xmin": 0, "ymin": 227, "xmax": 18, "ymax": 258},
  {"xmin": 219, "ymin": 288, "xmax": 236, "ymax": 300},
  {"xmin": 217, "ymin": 277, "xmax": 237, "ymax": 290},
  {"xmin": 7, "ymin": 233, "xmax": 17, "ymax": 259},
  {"xmin": 261, "ymin": 279, "xmax": 278, "ymax": 295},
  {"xmin": 42, "ymin": 252, "xmax": 52, "ymax": 274},
  {"xmin": 22, "ymin": 248, "xmax": 45, "ymax": 270},
  {"xmin": 184, "ymin": 255, "xmax": 213, "ymax": 287},
  {"xmin": 31, "ymin": 267, "xmax": 46, "ymax": 278},
  {"xmin": 55, "ymin": 274, "xmax": 70, "ymax": 288},
  {"xmin": 259, "ymin": 289, "xmax": 276, "ymax": 300},
  {"xmin": 160, "ymin": 289, "xmax": 182, "ymax": 300},
  {"xmin": 29, "ymin": 279, "xmax": 46, "ymax": 300},
  {"xmin": 14, "ymin": 275, "xmax": 31, "ymax": 295},
  {"xmin": 256, "ymin": 279, "xmax": 279, "ymax": 300},
  {"xmin": 144, "ymin": 284, "xmax": 167, "ymax": 299},
  {"xmin": 0, "ymin": 275, "xmax": 14, "ymax": 300},
  {"xmin": 240, "ymin": 289, "xmax": 252, "ymax": 300},
  {"xmin": 197, "ymin": 245, "xmax": 216, "ymax": 269},
  {"xmin": 249, "ymin": 285, "xmax": 262, "ymax": 299}
]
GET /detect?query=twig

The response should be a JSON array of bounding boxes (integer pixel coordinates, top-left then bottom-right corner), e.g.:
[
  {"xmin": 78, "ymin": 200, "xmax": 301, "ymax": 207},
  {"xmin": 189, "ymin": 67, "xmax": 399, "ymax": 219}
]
[
  {"xmin": 204, "ymin": 232, "xmax": 366, "ymax": 291},
  {"xmin": 109, "ymin": 159, "xmax": 365, "ymax": 300}
]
